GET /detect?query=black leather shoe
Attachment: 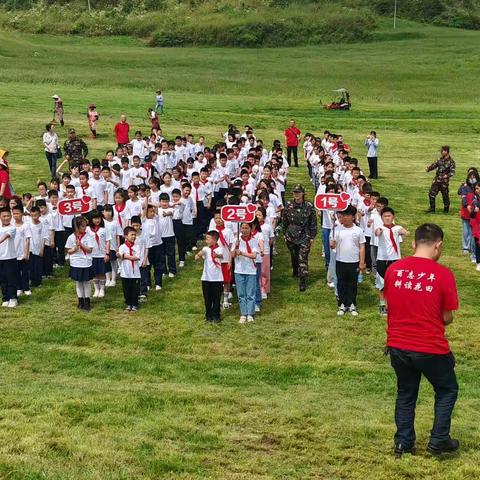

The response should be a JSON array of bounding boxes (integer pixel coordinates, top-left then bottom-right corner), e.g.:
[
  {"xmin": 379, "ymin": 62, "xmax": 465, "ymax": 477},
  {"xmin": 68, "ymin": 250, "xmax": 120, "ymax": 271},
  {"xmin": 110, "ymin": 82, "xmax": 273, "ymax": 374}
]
[
  {"xmin": 77, "ymin": 298, "xmax": 84, "ymax": 310},
  {"xmin": 443, "ymin": 206, "xmax": 450, "ymax": 214},
  {"xmin": 299, "ymin": 277, "xmax": 306, "ymax": 292},
  {"xmin": 394, "ymin": 443, "xmax": 416, "ymax": 458},
  {"xmin": 427, "ymin": 437, "xmax": 459, "ymax": 456}
]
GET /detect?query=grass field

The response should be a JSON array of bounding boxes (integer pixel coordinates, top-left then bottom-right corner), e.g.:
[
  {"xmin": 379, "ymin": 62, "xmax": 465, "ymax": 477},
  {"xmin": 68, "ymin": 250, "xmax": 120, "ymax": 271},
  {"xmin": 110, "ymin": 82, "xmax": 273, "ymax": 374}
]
[{"xmin": 0, "ymin": 20, "xmax": 479, "ymax": 480}]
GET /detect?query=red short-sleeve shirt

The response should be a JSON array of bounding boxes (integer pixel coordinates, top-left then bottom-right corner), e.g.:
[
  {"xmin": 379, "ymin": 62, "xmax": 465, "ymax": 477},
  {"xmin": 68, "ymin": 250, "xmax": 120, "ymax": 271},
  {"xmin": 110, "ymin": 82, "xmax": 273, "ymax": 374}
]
[
  {"xmin": 285, "ymin": 127, "xmax": 301, "ymax": 147},
  {"xmin": 384, "ymin": 256, "xmax": 459, "ymax": 354}
]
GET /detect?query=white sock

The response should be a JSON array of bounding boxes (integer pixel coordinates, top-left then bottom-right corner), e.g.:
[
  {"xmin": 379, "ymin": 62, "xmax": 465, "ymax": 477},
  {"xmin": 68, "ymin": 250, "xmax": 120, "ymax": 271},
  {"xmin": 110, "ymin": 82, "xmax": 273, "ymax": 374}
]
[
  {"xmin": 94, "ymin": 280, "xmax": 100, "ymax": 294},
  {"xmin": 105, "ymin": 272, "xmax": 111, "ymax": 283},
  {"xmin": 83, "ymin": 281, "xmax": 91, "ymax": 298},
  {"xmin": 76, "ymin": 281, "xmax": 84, "ymax": 298},
  {"xmin": 99, "ymin": 280, "xmax": 105, "ymax": 292}
]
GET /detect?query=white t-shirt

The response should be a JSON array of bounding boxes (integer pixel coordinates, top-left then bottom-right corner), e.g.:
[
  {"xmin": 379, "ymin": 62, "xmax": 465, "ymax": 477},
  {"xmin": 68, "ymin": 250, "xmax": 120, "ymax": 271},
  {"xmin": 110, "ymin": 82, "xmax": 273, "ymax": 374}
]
[
  {"xmin": 65, "ymin": 232, "xmax": 95, "ymax": 268},
  {"xmin": 48, "ymin": 205, "xmax": 64, "ymax": 232},
  {"xmin": 214, "ymin": 227, "xmax": 235, "ymax": 264},
  {"xmin": 0, "ymin": 225, "xmax": 17, "ymax": 260},
  {"xmin": 260, "ymin": 223, "xmax": 274, "ymax": 255},
  {"xmin": 14, "ymin": 223, "xmax": 31, "ymax": 260},
  {"xmin": 113, "ymin": 204, "xmax": 132, "ymax": 233},
  {"xmin": 90, "ymin": 177, "xmax": 107, "ymax": 206},
  {"xmin": 200, "ymin": 245, "xmax": 224, "ymax": 282},
  {"xmin": 29, "ymin": 222, "xmax": 45, "ymax": 255},
  {"xmin": 370, "ymin": 210, "xmax": 383, "ymax": 247},
  {"xmin": 126, "ymin": 198, "xmax": 143, "ymax": 218},
  {"xmin": 377, "ymin": 225, "xmax": 403, "ymax": 261},
  {"xmin": 234, "ymin": 236, "xmax": 259, "ymax": 275},
  {"xmin": 142, "ymin": 217, "xmax": 162, "ymax": 247},
  {"xmin": 334, "ymin": 225, "xmax": 366, "ymax": 263},
  {"xmin": 40, "ymin": 214, "xmax": 54, "ymax": 247},
  {"xmin": 118, "ymin": 242, "xmax": 141, "ymax": 278},
  {"xmin": 158, "ymin": 208, "xmax": 174, "ymax": 238},
  {"xmin": 87, "ymin": 226, "xmax": 110, "ymax": 258},
  {"xmin": 181, "ymin": 197, "xmax": 195, "ymax": 225},
  {"xmin": 104, "ymin": 219, "xmax": 120, "ymax": 251},
  {"xmin": 131, "ymin": 139, "xmax": 148, "ymax": 160},
  {"xmin": 130, "ymin": 166, "xmax": 147, "ymax": 186}
]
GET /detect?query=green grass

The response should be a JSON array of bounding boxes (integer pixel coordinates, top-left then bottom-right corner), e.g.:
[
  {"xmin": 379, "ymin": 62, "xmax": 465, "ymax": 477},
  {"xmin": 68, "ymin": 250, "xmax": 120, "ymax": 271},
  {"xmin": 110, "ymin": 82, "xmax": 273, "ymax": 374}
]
[{"xmin": 0, "ymin": 20, "xmax": 480, "ymax": 479}]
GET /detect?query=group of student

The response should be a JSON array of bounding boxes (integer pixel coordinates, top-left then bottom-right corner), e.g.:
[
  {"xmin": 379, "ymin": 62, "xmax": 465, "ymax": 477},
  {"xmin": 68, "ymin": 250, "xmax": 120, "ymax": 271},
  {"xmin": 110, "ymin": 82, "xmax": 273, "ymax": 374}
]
[{"xmin": 0, "ymin": 123, "xmax": 287, "ymax": 323}]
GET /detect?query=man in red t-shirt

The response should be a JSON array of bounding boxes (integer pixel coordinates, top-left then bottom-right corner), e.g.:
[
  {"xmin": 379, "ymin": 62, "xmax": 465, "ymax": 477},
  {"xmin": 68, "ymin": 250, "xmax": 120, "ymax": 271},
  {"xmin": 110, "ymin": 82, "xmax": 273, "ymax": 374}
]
[
  {"xmin": 113, "ymin": 115, "xmax": 130, "ymax": 147},
  {"xmin": 284, "ymin": 119, "xmax": 301, "ymax": 168},
  {"xmin": 384, "ymin": 223, "xmax": 459, "ymax": 458}
]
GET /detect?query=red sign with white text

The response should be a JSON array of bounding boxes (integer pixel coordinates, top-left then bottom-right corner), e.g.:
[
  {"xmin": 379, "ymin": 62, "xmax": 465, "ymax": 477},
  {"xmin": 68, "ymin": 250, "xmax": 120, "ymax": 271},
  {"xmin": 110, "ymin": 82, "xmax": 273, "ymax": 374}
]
[
  {"xmin": 221, "ymin": 204, "xmax": 257, "ymax": 223},
  {"xmin": 58, "ymin": 196, "xmax": 91, "ymax": 215},
  {"xmin": 314, "ymin": 192, "xmax": 351, "ymax": 211}
]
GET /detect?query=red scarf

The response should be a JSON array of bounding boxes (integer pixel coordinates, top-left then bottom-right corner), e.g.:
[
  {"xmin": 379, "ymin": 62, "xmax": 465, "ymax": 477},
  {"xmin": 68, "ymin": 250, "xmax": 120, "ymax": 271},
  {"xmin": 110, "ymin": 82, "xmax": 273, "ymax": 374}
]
[
  {"xmin": 81, "ymin": 183, "xmax": 89, "ymax": 195},
  {"xmin": 384, "ymin": 225, "xmax": 399, "ymax": 254},
  {"xmin": 91, "ymin": 225, "xmax": 100, "ymax": 246},
  {"xmin": 193, "ymin": 182, "xmax": 199, "ymax": 203},
  {"xmin": 76, "ymin": 232, "xmax": 87, "ymax": 255},
  {"xmin": 241, "ymin": 234, "xmax": 256, "ymax": 266},
  {"xmin": 209, "ymin": 243, "xmax": 221, "ymax": 268},
  {"xmin": 217, "ymin": 225, "xmax": 228, "ymax": 247},
  {"xmin": 125, "ymin": 239, "xmax": 136, "ymax": 269},
  {"xmin": 115, "ymin": 203, "xmax": 126, "ymax": 228}
]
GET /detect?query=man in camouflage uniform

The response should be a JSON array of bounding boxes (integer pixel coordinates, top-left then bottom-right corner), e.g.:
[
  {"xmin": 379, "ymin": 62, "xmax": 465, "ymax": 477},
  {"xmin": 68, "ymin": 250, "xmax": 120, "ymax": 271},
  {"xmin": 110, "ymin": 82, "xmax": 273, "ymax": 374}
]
[
  {"xmin": 283, "ymin": 184, "xmax": 317, "ymax": 292},
  {"xmin": 64, "ymin": 128, "xmax": 88, "ymax": 165},
  {"xmin": 426, "ymin": 146, "xmax": 456, "ymax": 213}
]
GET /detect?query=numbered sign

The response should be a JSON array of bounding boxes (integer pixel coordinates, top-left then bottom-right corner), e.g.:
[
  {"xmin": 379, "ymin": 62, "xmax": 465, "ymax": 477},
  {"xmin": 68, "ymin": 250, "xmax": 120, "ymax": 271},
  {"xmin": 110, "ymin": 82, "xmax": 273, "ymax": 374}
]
[
  {"xmin": 221, "ymin": 204, "xmax": 257, "ymax": 223},
  {"xmin": 58, "ymin": 196, "xmax": 91, "ymax": 215},
  {"xmin": 314, "ymin": 192, "xmax": 351, "ymax": 211}
]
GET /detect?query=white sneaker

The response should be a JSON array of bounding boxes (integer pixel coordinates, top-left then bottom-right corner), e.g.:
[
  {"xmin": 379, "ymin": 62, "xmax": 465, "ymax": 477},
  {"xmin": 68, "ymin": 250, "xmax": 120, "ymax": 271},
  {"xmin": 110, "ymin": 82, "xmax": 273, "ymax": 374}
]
[
  {"xmin": 472, "ymin": 258, "xmax": 477, "ymax": 263},
  {"xmin": 168, "ymin": 273, "xmax": 175, "ymax": 278},
  {"xmin": 222, "ymin": 301, "xmax": 230, "ymax": 309},
  {"xmin": 255, "ymin": 305, "xmax": 260, "ymax": 313},
  {"xmin": 327, "ymin": 282, "xmax": 335, "ymax": 288},
  {"xmin": 186, "ymin": 251, "xmax": 192, "ymax": 257},
  {"xmin": 8, "ymin": 299, "xmax": 18, "ymax": 308},
  {"xmin": 2, "ymin": 301, "xmax": 9, "ymax": 307},
  {"xmin": 17, "ymin": 290, "xmax": 23, "ymax": 297},
  {"xmin": 261, "ymin": 292, "xmax": 268, "ymax": 300},
  {"xmin": 349, "ymin": 304, "xmax": 358, "ymax": 316},
  {"xmin": 228, "ymin": 292, "xmax": 233, "ymax": 300},
  {"xmin": 139, "ymin": 295, "xmax": 147, "ymax": 302},
  {"xmin": 98, "ymin": 289, "xmax": 105, "ymax": 298},
  {"xmin": 239, "ymin": 315, "xmax": 247, "ymax": 324},
  {"xmin": 155, "ymin": 285, "xmax": 162, "ymax": 291},
  {"xmin": 24, "ymin": 290, "xmax": 32, "ymax": 296},
  {"xmin": 110, "ymin": 281, "xmax": 116, "ymax": 288},
  {"xmin": 192, "ymin": 246, "xmax": 198, "ymax": 251},
  {"xmin": 337, "ymin": 304, "xmax": 346, "ymax": 316},
  {"xmin": 105, "ymin": 280, "xmax": 111, "ymax": 288},
  {"xmin": 247, "ymin": 315, "xmax": 255, "ymax": 323},
  {"xmin": 93, "ymin": 290, "xmax": 99, "ymax": 298},
  {"xmin": 476, "ymin": 264, "xmax": 480, "ymax": 271},
  {"xmin": 179, "ymin": 261, "xmax": 185, "ymax": 268}
]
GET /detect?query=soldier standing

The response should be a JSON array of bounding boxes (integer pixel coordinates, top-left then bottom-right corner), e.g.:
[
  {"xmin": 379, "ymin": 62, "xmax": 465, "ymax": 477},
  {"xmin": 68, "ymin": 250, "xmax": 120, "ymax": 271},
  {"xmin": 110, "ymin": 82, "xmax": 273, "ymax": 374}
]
[
  {"xmin": 64, "ymin": 128, "xmax": 88, "ymax": 166},
  {"xmin": 426, "ymin": 146, "xmax": 456, "ymax": 213},
  {"xmin": 283, "ymin": 184, "xmax": 317, "ymax": 292}
]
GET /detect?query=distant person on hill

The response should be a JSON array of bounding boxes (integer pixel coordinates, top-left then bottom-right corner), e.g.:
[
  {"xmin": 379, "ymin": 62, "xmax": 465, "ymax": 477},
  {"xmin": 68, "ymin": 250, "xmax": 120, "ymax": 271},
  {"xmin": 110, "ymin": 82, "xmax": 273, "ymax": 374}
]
[
  {"xmin": 113, "ymin": 115, "xmax": 130, "ymax": 147},
  {"xmin": 364, "ymin": 130, "xmax": 379, "ymax": 179},
  {"xmin": 148, "ymin": 108, "xmax": 160, "ymax": 136},
  {"xmin": 426, "ymin": 146, "xmax": 456, "ymax": 213},
  {"xmin": 42, "ymin": 123, "xmax": 59, "ymax": 177},
  {"xmin": 51, "ymin": 94, "xmax": 64, "ymax": 127},
  {"xmin": 384, "ymin": 223, "xmax": 460, "ymax": 458},
  {"xmin": 154, "ymin": 90, "xmax": 164, "ymax": 114},
  {"xmin": 284, "ymin": 119, "xmax": 301, "ymax": 168},
  {"xmin": 87, "ymin": 103, "xmax": 99, "ymax": 139}
]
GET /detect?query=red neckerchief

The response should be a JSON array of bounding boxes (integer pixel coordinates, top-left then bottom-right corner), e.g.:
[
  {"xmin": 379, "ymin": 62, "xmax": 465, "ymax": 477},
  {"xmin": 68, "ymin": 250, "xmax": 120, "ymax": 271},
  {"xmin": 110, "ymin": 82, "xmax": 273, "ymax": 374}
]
[
  {"xmin": 193, "ymin": 182, "xmax": 200, "ymax": 203},
  {"xmin": 115, "ymin": 203, "xmax": 126, "ymax": 228},
  {"xmin": 209, "ymin": 243, "xmax": 221, "ymax": 268},
  {"xmin": 91, "ymin": 225, "xmax": 100, "ymax": 246},
  {"xmin": 81, "ymin": 183, "xmax": 89, "ymax": 195},
  {"xmin": 217, "ymin": 225, "xmax": 228, "ymax": 247},
  {"xmin": 363, "ymin": 198, "xmax": 371, "ymax": 207},
  {"xmin": 384, "ymin": 225, "xmax": 398, "ymax": 254},
  {"xmin": 242, "ymin": 234, "xmax": 256, "ymax": 266},
  {"xmin": 76, "ymin": 232, "xmax": 87, "ymax": 254},
  {"xmin": 125, "ymin": 239, "xmax": 136, "ymax": 269}
]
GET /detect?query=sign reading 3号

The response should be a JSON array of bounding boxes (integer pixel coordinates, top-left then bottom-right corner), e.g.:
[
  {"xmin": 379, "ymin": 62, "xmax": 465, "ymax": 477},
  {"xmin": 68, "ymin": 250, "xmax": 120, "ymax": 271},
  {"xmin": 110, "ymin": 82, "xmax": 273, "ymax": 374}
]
[
  {"xmin": 58, "ymin": 196, "xmax": 91, "ymax": 215},
  {"xmin": 314, "ymin": 192, "xmax": 351, "ymax": 211},
  {"xmin": 221, "ymin": 204, "xmax": 257, "ymax": 223}
]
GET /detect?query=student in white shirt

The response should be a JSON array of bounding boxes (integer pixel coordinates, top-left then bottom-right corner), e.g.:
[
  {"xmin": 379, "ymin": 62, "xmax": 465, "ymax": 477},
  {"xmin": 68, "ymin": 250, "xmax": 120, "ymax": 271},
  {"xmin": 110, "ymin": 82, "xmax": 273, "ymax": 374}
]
[
  {"xmin": 48, "ymin": 190, "xmax": 66, "ymax": 267},
  {"xmin": 113, "ymin": 190, "xmax": 131, "ymax": 236},
  {"xmin": 256, "ymin": 207, "xmax": 274, "ymax": 300},
  {"xmin": 195, "ymin": 230, "xmax": 224, "ymax": 323},
  {"xmin": 131, "ymin": 131, "xmax": 148, "ymax": 160},
  {"xmin": 65, "ymin": 216, "xmax": 95, "ymax": 311},
  {"xmin": 90, "ymin": 164, "xmax": 108, "ymax": 209},
  {"xmin": 171, "ymin": 188, "xmax": 186, "ymax": 267},
  {"xmin": 118, "ymin": 226, "xmax": 141, "ymax": 312},
  {"xmin": 142, "ymin": 204, "xmax": 163, "ymax": 291},
  {"xmin": 102, "ymin": 206, "xmax": 119, "ymax": 288},
  {"xmin": 130, "ymin": 155, "xmax": 147, "ymax": 186},
  {"xmin": 233, "ymin": 222, "xmax": 259, "ymax": 324},
  {"xmin": 368, "ymin": 196, "xmax": 388, "ymax": 276},
  {"xmin": 181, "ymin": 183, "xmax": 196, "ymax": 254},
  {"xmin": 158, "ymin": 193, "xmax": 176, "ymax": 277},
  {"xmin": 37, "ymin": 200, "xmax": 55, "ymax": 278},
  {"xmin": 130, "ymin": 216, "xmax": 150, "ymax": 301},
  {"xmin": 330, "ymin": 205, "xmax": 366, "ymax": 316},
  {"xmin": 101, "ymin": 166, "xmax": 118, "ymax": 206},
  {"xmin": 27, "ymin": 207, "xmax": 45, "ymax": 288},
  {"xmin": 88, "ymin": 212, "xmax": 111, "ymax": 299},
  {"xmin": 76, "ymin": 171, "xmax": 97, "ymax": 213},
  {"xmin": 374, "ymin": 207, "xmax": 409, "ymax": 316},
  {"xmin": 365, "ymin": 130, "xmax": 379, "ymax": 179},
  {"xmin": 126, "ymin": 185, "xmax": 143, "ymax": 218},
  {"xmin": 12, "ymin": 205, "xmax": 31, "ymax": 297},
  {"xmin": 118, "ymin": 157, "xmax": 133, "ymax": 189},
  {"xmin": 0, "ymin": 208, "xmax": 18, "ymax": 307}
]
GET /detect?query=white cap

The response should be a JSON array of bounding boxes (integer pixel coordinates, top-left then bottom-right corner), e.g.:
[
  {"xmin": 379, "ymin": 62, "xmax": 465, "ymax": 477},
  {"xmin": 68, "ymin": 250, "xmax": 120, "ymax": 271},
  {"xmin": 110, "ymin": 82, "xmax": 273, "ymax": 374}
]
[{"xmin": 52, "ymin": 94, "xmax": 59, "ymax": 99}]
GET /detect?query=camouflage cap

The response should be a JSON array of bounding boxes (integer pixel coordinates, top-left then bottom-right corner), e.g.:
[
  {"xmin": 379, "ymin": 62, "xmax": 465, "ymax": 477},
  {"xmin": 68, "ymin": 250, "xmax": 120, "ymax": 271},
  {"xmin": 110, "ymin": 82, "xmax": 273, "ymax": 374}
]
[{"xmin": 292, "ymin": 184, "xmax": 305, "ymax": 193}]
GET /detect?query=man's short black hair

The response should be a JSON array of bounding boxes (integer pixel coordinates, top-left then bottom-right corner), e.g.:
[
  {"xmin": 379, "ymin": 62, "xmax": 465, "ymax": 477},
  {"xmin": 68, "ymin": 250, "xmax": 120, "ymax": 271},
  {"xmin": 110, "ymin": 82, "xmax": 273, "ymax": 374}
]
[
  {"xmin": 415, "ymin": 223, "xmax": 444, "ymax": 245},
  {"xmin": 381, "ymin": 207, "xmax": 395, "ymax": 216},
  {"xmin": 342, "ymin": 205, "xmax": 357, "ymax": 216},
  {"xmin": 206, "ymin": 230, "xmax": 219, "ymax": 242}
]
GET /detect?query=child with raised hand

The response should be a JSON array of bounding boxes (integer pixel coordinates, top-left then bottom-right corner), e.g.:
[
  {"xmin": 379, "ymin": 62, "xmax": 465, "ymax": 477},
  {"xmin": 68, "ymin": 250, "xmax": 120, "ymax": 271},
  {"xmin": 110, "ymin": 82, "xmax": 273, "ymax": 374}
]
[
  {"xmin": 118, "ymin": 226, "xmax": 141, "ymax": 312},
  {"xmin": 195, "ymin": 230, "xmax": 224, "ymax": 323},
  {"xmin": 374, "ymin": 207, "xmax": 409, "ymax": 315},
  {"xmin": 88, "ymin": 211, "xmax": 110, "ymax": 299},
  {"xmin": 233, "ymin": 222, "xmax": 259, "ymax": 324},
  {"xmin": 12, "ymin": 205, "xmax": 31, "ymax": 297},
  {"xmin": 65, "ymin": 216, "xmax": 95, "ymax": 311}
]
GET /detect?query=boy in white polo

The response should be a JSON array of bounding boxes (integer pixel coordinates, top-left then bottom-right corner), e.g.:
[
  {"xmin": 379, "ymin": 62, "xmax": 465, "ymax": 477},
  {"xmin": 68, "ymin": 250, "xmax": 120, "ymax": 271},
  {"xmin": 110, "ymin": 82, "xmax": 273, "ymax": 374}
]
[{"xmin": 0, "ymin": 208, "xmax": 18, "ymax": 308}]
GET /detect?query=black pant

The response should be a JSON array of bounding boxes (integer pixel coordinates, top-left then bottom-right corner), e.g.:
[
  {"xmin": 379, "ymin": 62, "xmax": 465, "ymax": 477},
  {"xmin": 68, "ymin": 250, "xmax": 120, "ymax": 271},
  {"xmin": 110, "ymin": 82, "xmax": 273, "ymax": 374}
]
[
  {"xmin": 122, "ymin": 277, "xmax": 139, "ymax": 307},
  {"xmin": 195, "ymin": 202, "xmax": 209, "ymax": 239},
  {"xmin": 17, "ymin": 259, "xmax": 30, "ymax": 292},
  {"xmin": 389, "ymin": 348, "xmax": 458, "ymax": 448},
  {"xmin": 53, "ymin": 231, "xmax": 66, "ymax": 266},
  {"xmin": 0, "ymin": 259, "xmax": 18, "ymax": 301},
  {"xmin": 147, "ymin": 244, "xmax": 163, "ymax": 287},
  {"xmin": 202, "ymin": 281, "xmax": 223, "ymax": 320},
  {"xmin": 336, "ymin": 261, "xmax": 359, "ymax": 307},
  {"xmin": 139, "ymin": 266, "xmax": 149, "ymax": 295},
  {"xmin": 173, "ymin": 219, "xmax": 186, "ymax": 262},
  {"xmin": 365, "ymin": 236, "xmax": 372, "ymax": 270},
  {"xmin": 287, "ymin": 146, "xmax": 298, "ymax": 167},
  {"xmin": 42, "ymin": 246, "xmax": 53, "ymax": 276},
  {"xmin": 475, "ymin": 238, "xmax": 480, "ymax": 263},
  {"xmin": 160, "ymin": 236, "xmax": 176, "ymax": 274},
  {"xmin": 183, "ymin": 224, "xmax": 195, "ymax": 251},
  {"xmin": 367, "ymin": 156, "xmax": 378, "ymax": 179},
  {"xmin": 29, "ymin": 254, "xmax": 43, "ymax": 287},
  {"xmin": 45, "ymin": 151, "xmax": 57, "ymax": 177}
]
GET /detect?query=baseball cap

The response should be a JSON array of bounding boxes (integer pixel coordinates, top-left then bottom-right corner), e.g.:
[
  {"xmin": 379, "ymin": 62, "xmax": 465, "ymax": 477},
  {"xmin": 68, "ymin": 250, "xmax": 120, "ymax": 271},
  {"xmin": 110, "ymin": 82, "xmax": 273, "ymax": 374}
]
[{"xmin": 68, "ymin": 128, "xmax": 76, "ymax": 134}]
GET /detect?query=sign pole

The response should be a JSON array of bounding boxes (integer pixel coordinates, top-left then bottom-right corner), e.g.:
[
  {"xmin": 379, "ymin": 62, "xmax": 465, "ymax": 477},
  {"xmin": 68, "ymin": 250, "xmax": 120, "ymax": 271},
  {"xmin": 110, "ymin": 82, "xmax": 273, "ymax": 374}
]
[{"xmin": 393, "ymin": 0, "xmax": 397, "ymax": 29}]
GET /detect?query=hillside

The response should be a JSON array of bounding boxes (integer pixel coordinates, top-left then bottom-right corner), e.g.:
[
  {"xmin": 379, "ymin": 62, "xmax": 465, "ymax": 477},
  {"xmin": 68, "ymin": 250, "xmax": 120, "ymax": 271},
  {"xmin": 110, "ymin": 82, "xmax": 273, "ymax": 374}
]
[{"xmin": 0, "ymin": 0, "xmax": 479, "ymax": 47}]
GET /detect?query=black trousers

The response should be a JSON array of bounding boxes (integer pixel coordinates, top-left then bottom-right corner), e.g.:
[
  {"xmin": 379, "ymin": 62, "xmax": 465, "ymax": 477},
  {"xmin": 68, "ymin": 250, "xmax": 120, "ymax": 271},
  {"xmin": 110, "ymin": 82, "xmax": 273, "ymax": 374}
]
[
  {"xmin": 53, "ymin": 231, "xmax": 66, "ymax": 266},
  {"xmin": 160, "ymin": 236, "xmax": 176, "ymax": 274},
  {"xmin": 475, "ymin": 238, "xmax": 480, "ymax": 263},
  {"xmin": 389, "ymin": 348, "xmax": 458, "ymax": 448},
  {"xmin": 29, "ymin": 254, "xmax": 43, "ymax": 287},
  {"xmin": 122, "ymin": 277, "xmax": 139, "ymax": 307},
  {"xmin": 173, "ymin": 219, "xmax": 186, "ymax": 262},
  {"xmin": 139, "ymin": 266, "xmax": 149, "ymax": 295},
  {"xmin": 367, "ymin": 156, "xmax": 378, "ymax": 179},
  {"xmin": 365, "ymin": 236, "xmax": 372, "ymax": 270},
  {"xmin": 147, "ymin": 244, "xmax": 163, "ymax": 287},
  {"xmin": 336, "ymin": 261, "xmax": 359, "ymax": 307},
  {"xmin": 202, "ymin": 281, "xmax": 223, "ymax": 320},
  {"xmin": 287, "ymin": 146, "xmax": 298, "ymax": 167},
  {"xmin": 195, "ymin": 202, "xmax": 209, "ymax": 240},
  {"xmin": 0, "ymin": 259, "xmax": 18, "ymax": 301},
  {"xmin": 17, "ymin": 259, "xmax": 30, "ymax": 292},
  {"xmin": 183, "ymin": 224, "xmax": 196, "ymax": 251},
  {"xmin": 45, "ymin": 151, "xmax": 57, "ymax": 177},
  {"xmin": 42, "ymin": 246, "xmax": 53, "ymax": 276}
]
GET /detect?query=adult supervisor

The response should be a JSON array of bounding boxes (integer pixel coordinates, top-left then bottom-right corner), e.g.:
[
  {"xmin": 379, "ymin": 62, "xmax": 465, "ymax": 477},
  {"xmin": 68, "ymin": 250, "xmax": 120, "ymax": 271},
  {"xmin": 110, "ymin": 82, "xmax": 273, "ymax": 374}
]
[
  {"xmin": 113, "ymin": 115, "xmax": 130, "ymax": 147},
  {"xmin": 384, "ymin": 223, "xmax": 459, "ymax": 458},
  {"xmin": 284, "ymin": 119, "xmax": 301, "ymax": 168},
  {"xmin": 283, "ymin": 184, "xmax": 317, "ymax": 292}
]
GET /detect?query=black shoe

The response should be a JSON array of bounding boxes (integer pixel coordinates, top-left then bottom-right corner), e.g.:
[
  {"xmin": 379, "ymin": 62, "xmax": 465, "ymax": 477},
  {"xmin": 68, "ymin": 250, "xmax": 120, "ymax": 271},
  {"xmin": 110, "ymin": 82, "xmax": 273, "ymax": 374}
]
[
  {"xmin": 77, "ymin": 298, "xmax": 84, "ymax": 310},
  {"xmin": 426, "ymin": 207, "xmax": 436, "ymax": 213},
  {"xmin": 427, "ymin": 437, "xmax": 459, "ymax": 456},
  {"xmin": 292, "ymin": 269, "xmax": 299, "ymax": 278},
  {"xmin": 394, "ymin": 443, "xmax": 416, "ymax": 459},
  {"xmin": 443, "ymin": 206, "xmax": 450, "ymax": 214},
  {"xmin": 212, "ymin": 317, "xmax": 222, "ymax": 323},
  {"xmin": 205, "ymin": 317, "xmax": 213, "ymax": 323},
  {"xmin": 83, "ymin": 298, "xmax": 91, "ymax": 311},
  {"xmin": 299, "ymin": 277, "xmax": 306, "ymax": 292}
]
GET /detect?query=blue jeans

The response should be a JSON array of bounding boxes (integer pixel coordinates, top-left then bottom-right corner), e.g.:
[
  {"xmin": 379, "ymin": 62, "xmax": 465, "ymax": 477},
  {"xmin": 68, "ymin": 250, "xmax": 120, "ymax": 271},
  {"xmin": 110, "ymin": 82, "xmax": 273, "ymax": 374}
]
[
  {"xmin": 255, "ymin": 263, "xmax": 262, "ymax": 307},
  {"xmin": 45, "ymin": 151, "xmax": 57, "ymax": 177},
  {"xmin": 235, "ymin": 273, "xmax": 256, "ymax": 316},
  {"xmin": 461, "ymin": 218, "xmax": 474, "ymax": 255},
  {"xmin": 322, "ymin": 227, "xmax": 331, "ymax": 268}
]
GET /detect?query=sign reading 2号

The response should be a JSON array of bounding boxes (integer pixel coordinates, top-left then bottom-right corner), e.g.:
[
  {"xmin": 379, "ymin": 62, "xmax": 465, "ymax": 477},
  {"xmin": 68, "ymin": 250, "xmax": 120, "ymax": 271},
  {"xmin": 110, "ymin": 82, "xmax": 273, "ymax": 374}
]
[{"xmin": 221, "ymin": 204, "xmax": 257, "ymax": 223}]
